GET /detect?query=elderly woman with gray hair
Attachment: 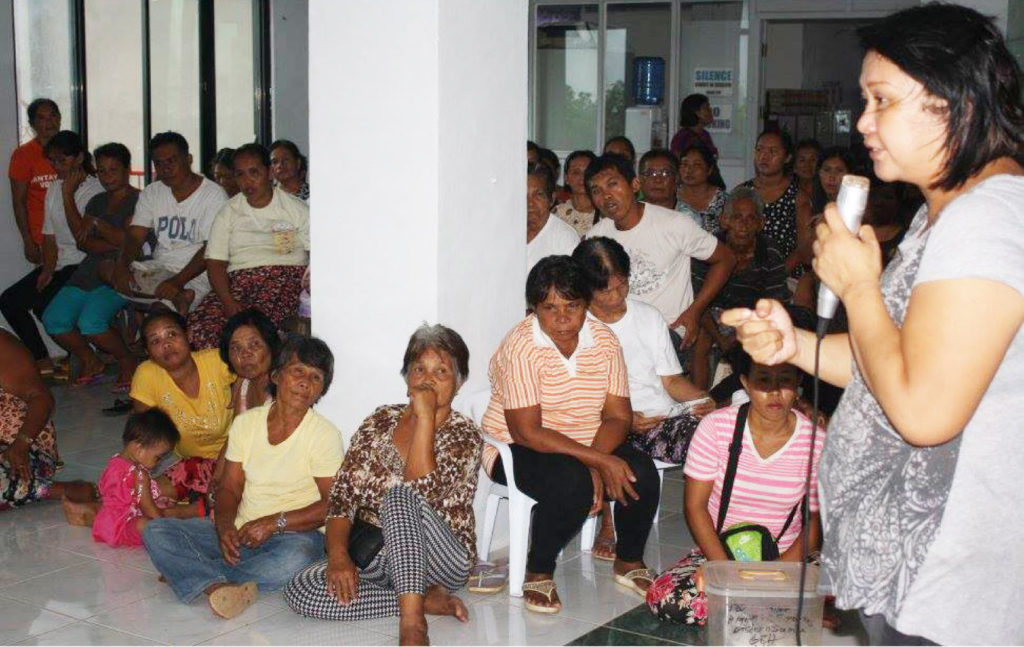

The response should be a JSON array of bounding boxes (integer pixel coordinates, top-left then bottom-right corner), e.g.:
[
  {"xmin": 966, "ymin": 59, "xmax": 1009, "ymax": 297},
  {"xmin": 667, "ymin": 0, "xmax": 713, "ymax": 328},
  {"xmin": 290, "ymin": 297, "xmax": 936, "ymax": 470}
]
[
  {"xmin": 286, "ymin": 324, "xmax": 481, "ymax": 645},
  {"xmin": 690, "ymin": 186, "xmax": 791, "ymax": 389}
]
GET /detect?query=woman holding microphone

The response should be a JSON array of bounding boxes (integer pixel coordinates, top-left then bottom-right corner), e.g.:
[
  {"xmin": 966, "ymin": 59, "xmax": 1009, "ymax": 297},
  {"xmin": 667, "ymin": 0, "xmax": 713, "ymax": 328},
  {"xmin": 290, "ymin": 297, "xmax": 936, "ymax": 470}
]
[{"xmin": 722, "ymin": 5, "xmax": 1023, "ymax": 645}]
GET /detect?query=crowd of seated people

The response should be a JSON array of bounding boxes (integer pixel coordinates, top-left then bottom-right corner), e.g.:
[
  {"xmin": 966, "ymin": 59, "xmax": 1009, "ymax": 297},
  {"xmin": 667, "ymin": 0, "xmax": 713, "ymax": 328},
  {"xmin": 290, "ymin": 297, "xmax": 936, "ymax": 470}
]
[{"xmin": 0, "ymin": 93, "xmax": 922, "ymax": 646}]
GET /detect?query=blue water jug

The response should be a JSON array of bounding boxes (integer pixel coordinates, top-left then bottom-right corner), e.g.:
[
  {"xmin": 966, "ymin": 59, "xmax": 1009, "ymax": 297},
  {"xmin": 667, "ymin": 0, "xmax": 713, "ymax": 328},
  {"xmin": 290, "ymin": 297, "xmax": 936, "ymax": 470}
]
[{"xmin": 634, "ymin": 57, "xmax": 665, "ymax": 106}]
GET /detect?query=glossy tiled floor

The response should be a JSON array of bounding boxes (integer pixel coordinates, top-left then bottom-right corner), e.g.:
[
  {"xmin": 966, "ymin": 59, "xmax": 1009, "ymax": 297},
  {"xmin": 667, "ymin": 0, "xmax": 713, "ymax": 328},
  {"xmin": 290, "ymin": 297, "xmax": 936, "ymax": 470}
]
[{"xmin": 1, "ymin": 382, "xmax": 867, "ymax": 646}]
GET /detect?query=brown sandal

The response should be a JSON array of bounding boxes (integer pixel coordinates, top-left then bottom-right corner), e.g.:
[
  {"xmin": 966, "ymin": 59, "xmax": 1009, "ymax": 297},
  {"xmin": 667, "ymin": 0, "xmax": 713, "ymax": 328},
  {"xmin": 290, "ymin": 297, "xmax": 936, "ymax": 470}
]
[
  {"xmin": 207, "ymin": 582, "xmax": 258, "ymax": 619},
  {"xmin": 522, "ymin": 579, "xmax": 561, "ymax": 614}
]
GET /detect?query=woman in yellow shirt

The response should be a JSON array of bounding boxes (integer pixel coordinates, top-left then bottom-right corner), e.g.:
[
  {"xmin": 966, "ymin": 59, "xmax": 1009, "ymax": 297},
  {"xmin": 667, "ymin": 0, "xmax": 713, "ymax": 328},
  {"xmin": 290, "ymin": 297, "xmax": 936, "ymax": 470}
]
[{"xmin": 130, "ymin": 310, "xmax": 235, "ymax": 498}]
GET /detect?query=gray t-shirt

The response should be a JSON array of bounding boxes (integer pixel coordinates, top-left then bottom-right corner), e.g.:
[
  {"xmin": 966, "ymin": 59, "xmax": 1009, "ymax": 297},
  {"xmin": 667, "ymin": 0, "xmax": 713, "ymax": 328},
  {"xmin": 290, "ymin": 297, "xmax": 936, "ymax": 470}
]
[
  {"xmin": 66, "ymin": 191, "xmax": 138, "ymax": 291},
  {"xmin": 820, "ymin": 175, "xmax": 1024, "ymax": 645}
]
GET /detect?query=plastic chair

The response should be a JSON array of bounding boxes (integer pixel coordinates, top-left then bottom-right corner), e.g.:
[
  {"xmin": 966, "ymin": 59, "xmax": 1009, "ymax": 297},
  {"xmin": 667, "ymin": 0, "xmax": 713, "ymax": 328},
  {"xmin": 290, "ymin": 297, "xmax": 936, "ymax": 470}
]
[{"xmin": 476, "ymin": 435, "xmax": 537, "ymax": 598}]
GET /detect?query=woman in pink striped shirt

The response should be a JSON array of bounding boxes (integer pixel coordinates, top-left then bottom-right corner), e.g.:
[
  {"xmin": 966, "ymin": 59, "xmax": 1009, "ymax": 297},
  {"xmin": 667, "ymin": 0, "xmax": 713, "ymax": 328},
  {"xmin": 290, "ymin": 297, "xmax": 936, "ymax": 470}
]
[{"xmin": 645, "ymin": 350, "xmax": 824, "ymax": 626}]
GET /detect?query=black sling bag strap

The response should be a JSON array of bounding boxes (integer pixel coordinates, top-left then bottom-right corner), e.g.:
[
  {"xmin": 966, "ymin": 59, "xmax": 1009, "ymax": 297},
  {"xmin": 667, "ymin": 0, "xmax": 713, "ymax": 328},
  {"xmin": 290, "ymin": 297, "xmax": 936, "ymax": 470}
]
[{"xmin": 715, "ymin": 402, "xmax": 804, "ymax": 541}]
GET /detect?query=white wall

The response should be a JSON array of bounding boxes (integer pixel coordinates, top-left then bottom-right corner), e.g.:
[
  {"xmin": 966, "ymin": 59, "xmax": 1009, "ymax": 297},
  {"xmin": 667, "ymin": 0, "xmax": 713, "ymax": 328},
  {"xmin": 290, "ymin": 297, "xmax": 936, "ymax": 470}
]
[
  {"xmin": 271, "ymin": 0, "xmax": 309, "ymax": 157},
  {"xmin": 0, "ymin": 0, "xmax": 37, "ymax": 332},
  {"xmin": 308, "ymin": 0, "xmax": 526, "ymax": 441},
  {"xmin": 764, "ymin": 22, "xmax": 804, "ymax": 90}
]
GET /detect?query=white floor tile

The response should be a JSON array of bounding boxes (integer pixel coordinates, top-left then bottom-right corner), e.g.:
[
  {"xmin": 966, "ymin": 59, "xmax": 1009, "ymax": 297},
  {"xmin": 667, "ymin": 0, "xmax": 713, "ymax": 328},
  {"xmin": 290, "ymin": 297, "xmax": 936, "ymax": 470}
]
[
  {"xmin": 426, "ymin": 595, "xmax": 602, "ymax": 646},
  {"xmin": 87, "ymin": 587, "xmax": 283, "ymax": 646},
  {"xmin": 29, "ymin": 524, "xmax": 159, "ymax": 574},
  {"xmin": 0, "ymin": 501, "xmax": 67, "ymax": 541},
  {"xmin": 0, "ymin": 537, "xmax": 93, "ymax": 588},
  {"xmin": 198, "ymin": 609, "xmax": 397, "ymax": 646},
  {"xmin": 58, "ymin": 446, "xmax": 120, "ymax": 469},
  {"xmin": 13, "ymin": 620, "xmax": 164, "ymax": 646},
  {"xmin": 0, "ymin": 597, "xmax": 77, "ymax": 645},
  {"xmin": 0, "ymin": 560, "xmax": 164, "ymax": 620}
]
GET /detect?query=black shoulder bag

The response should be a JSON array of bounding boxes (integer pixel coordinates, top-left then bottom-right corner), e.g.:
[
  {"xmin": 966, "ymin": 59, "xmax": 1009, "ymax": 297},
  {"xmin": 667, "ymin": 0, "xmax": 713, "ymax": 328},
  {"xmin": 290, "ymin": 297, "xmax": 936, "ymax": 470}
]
[
  {"xmin": 715, "ymin": 403, "xmax": 804, "ymax": 561},
  {"xmin": 348, "ymin": 514, "xmax": 384, "ymax": 569}
]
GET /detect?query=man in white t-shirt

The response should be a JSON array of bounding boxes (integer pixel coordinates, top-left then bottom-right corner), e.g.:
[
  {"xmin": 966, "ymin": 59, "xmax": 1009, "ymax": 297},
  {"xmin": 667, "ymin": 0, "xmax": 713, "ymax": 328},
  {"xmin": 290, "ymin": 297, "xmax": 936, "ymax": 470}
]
[
  {"xmin": 526, "ymin": 163, "xmax": 580, "ymax": 273},
  {"xmin": 586, "ymin": 154, "xmax": 735, "ymax": 347},
  {"xmin": 111, "ymin": 132, "xmax": 227, "ymax": 313}
]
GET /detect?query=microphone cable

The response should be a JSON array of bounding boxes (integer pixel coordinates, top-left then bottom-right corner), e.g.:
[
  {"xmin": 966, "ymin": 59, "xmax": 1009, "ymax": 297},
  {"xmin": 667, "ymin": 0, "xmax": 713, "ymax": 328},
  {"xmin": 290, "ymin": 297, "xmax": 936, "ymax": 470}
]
[{"xmin": 796, "ymin": 321, "xmax": 827, "ymax": 645}]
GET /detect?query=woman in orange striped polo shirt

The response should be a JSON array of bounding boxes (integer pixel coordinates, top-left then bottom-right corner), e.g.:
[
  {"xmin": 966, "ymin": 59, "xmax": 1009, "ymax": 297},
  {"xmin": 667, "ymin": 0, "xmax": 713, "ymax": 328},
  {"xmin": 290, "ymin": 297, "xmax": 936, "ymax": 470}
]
[{"xmin": 481, "ymin": 255, "xmax": 660, "ymax": 614}]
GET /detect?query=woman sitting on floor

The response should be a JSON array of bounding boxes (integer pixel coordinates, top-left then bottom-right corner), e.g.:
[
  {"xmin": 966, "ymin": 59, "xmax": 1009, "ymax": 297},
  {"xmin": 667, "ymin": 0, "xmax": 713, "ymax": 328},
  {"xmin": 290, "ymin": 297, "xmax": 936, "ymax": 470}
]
[
  {"xmin": 143, "ymin": 335, "xmax": 343, "ymax": 619},
  {"xmin": 573, "ymin": 237, "xmax": 716, "ymax": 561},
  {"xmin": 186, "ymin": 143, "xmax": 309, "ymax": 350},
  {"xmin": 130, "ymin": 310, "xmax": 235, "ymax": 498},
  {"xmin": 0, "ymin": 330, "xmax": 94, "ymax": 510},
  {"xmin": 481, "ymin": 255, "xmax": 660, "ymax": 614},
  {"xmin": 286, "ymin": 324, "xmax": 480, "ymax": 646},
  {"xmin": 645, "ymin": 351, "xmax": 823, "ymax": 626}
]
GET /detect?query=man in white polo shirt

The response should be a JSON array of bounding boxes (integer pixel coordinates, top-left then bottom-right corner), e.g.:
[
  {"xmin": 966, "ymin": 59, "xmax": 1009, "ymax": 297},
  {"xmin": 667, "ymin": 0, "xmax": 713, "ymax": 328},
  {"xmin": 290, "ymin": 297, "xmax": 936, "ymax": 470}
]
[
  {"xmin": 585, "ymin": 154, "xmax": 735, "ymax": 350},
  {"xmin": 111, "ymin": 131, "xmax": 227, "ymax": 314},
  {"xmin": 526, "ymin": 163, "xmax": 579, "ymax": 273}
]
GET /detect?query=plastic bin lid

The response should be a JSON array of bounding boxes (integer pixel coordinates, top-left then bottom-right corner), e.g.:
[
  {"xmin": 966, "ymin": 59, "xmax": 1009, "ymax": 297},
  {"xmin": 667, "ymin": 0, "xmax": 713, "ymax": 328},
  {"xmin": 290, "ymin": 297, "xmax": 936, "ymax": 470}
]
[{"xmin": 704, "ymin": 561, "xmax": 821, "ymax": 597}]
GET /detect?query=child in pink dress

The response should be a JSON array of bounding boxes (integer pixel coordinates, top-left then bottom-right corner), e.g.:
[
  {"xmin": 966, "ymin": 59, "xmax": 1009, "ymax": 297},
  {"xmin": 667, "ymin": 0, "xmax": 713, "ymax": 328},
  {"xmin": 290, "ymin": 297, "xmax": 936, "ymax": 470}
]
[{"xmin": 93, "ymin": 410, "xmax": 204, "ymax": 547}]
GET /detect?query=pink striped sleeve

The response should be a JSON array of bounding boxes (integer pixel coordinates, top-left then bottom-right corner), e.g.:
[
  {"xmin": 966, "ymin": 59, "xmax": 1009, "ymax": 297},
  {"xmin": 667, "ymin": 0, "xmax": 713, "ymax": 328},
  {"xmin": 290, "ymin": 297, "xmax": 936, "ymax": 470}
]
[{"xmin": 683, "ymin": 411, "xmax": 727, "ymax": 481}]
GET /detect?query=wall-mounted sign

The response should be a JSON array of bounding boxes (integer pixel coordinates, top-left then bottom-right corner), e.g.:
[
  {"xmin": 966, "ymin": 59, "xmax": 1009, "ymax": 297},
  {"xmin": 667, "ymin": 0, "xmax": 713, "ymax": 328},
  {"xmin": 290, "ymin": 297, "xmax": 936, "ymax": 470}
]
[
  {"xmin": 693, "ymin": 68, "xmax": 734, "ymax": 97},
  {"xmin": 707, "ymin": 104, "xmax": 732, "ymax": 133}
]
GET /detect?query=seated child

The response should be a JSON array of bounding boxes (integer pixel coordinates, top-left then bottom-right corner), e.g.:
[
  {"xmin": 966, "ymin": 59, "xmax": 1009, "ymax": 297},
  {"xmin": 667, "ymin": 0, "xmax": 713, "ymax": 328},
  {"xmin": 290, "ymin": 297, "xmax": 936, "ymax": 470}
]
[
  {"xmin": 645, "ymin": 352, "xmax": 824, "ymax": 626},
  {"xmin": 92, "ymin": 409, "xmax": 204, "ymax": 547}
]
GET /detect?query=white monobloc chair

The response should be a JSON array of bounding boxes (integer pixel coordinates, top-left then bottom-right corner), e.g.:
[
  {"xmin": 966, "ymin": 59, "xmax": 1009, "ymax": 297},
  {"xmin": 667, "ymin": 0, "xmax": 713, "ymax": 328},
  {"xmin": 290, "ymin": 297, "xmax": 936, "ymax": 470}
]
[{"xmin": 460, "ymin": 389, "xmax": 538, "ymax": 598}]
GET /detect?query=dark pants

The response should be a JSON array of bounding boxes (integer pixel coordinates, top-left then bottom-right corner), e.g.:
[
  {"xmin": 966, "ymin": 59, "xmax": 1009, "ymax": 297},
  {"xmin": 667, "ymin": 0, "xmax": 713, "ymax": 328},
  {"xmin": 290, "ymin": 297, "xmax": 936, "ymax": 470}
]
[
  {"xmin": 492, "ymin": 442, "xmax": 659, "ymax": 574},
  {"xmin": 859, "ymin": 612, "xmax": 938, "ymax": 646},
  {"xmin": 0, "ymin": 265, "xmax": 78, "ymax": 360}
]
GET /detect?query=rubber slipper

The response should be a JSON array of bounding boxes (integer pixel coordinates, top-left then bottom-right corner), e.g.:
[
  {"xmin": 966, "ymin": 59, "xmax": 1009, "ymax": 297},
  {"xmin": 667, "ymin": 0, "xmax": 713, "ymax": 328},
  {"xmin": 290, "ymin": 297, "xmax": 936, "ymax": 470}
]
[
  {"xmin": 102, "ymin": 398, "xmax": 133, "ymax": 417},
  {"xmin": 614, "ymin": 568, "xmax": 655, "ymax": 597},
  {"xmin": 208, "ymin": 581, "xmax": 258, "ymax": 619},
  {"xmin": 522, "ymin": 579, "xmax": 561, "ymax": 614},
  {"xmin": 467, "ymin": 563, "xmax": 507, "ymax": 594},
  {"xmin": 590, "ymin": 535, "xmax": 617, "ymax": 561},
  {"xmin": 110, "ymin": 381, "xmax": 131, "ymax": 394}
]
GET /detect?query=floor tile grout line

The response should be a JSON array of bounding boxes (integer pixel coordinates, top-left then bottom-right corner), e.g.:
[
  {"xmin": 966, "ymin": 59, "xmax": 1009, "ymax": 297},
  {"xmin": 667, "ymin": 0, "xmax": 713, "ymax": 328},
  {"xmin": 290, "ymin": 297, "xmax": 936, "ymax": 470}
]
[{"xmin": 0, "ymin": 561, "xmax": 91, "ymax": 592}]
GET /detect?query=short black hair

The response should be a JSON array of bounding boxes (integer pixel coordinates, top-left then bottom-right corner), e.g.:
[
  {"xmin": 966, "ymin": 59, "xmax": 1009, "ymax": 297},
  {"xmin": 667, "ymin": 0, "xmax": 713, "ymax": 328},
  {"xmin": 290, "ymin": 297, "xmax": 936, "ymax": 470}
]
[
  {"xmin": 603, "ymin": 136, "xmax": 636, "ymax": 163},
  {"xmin": 812, "ymin": 146, "xmax": 858, "ymax": 212},
  {"xmin": 572, "ymin": 236, "xmax": 631, "ymax": 291},
  {"xmin": 756, "ymin": 127, "xmax": 793, "ymax": 157},
  {"xmin": 537, "ymin": 148, "xmax": 561, "ymax": 183},
  {"xmin": 150, "ymin": 131, "xmax": 189, "ymax": 157},
  {"xmin": 584, "ymin": 153, "xmax": 637, "ymax": 191},
  {"xmin": 93, "ymin": 142, "xmax": 131, "ymax": 169},
  {"xmin": 141, "ymin": 309, "xmax": 188, "ymax": 339},
  {"xmin": 269, "ymin": 139, "xmax": 308, "ymax": 173},
  {"xmin": 680, "ymin": 93, "xmax": 709, "ymax": 128},
  {"xmin": 638, "ymin": 148, "xmax": 679, "ymax": 176},
  {"xmin": 233, "ymin": 143, "xmax": 270, "ymax": 168},
  {"xmin": 45, "ymin": 131, "xmax": 95, "ymax": 175},
  {"xmin": 563, "ymin": 150, "xmax": 597, "ymax": 181},
  {"xmin": 211, "ymin": 147, "xmax": 236, "ymax": 171},
  {"xmin": 400, "ymin": 324, "xmax": 471, "ymax": 388},
  {"xmin": 525, "ymin": 255, "xmax": 592, "ymax": 309},
  {"xmin": 796, "ymin": 138, "xmax": 822, "ymax": 157},
  {"xmin": 527, "ymin": 162, "xmax": 556, "ymax": 200},
  {"xmin": 123, "ymin": 408, "xmax": 180, "ymax": 448},
  {"xmin": 858, "ymin": 2, "xmax": 1024, "ymax": 190},
  {"xmin": 526, "ymin": 140, "xmax": 540, "ymax": 154},
  {"xmin": 27, "ymin": 98, "xmax": 60, "ymax": 125},
  {"xmin": 269, "ymin": 335, "xmax": 334, "ymax": 400},
  {"xmin": 219, "ymin": 308, "xmax": 282, "ymax": 372},
  {"xmin": 678, "ymin": 141, "xmax": 716, "ymax": 170}
]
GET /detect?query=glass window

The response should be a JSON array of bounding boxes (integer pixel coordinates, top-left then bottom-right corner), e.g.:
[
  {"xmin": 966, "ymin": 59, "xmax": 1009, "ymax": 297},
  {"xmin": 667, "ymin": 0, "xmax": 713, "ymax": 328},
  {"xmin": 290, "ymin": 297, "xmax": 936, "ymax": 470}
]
[
  {"xmin": 84, "ymin": 0, "xmax": 145, "ymax": 185},
  {"xmin": 534, "ymin": 4, "xmax": 599, "ymax": 153},
  {"xmin": 12, "ymin": 0, "xmax": 76, "ymax": 143},
  {"xmin": 215, "ymin": 0, "xmax": 256, "ymax": 149},
  {"xmin": 605, "ymin": 3, "xmax": 671, "ymax": 150},
  {"xmin": 149, "ymin": 0, "xmax": 201, "ymax": 157},
  {"xmin": 679, "ymin": 2, "xmax": 748, "ymax": 160}
]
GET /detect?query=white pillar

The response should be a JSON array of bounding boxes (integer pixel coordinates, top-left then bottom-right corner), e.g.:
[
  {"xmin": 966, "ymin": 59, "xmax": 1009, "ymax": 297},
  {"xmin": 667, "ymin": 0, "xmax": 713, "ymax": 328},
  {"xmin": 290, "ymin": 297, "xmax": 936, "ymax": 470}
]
[{"xmin": 309, "ymin": 0, "xmax": 527, "ymax": 442}]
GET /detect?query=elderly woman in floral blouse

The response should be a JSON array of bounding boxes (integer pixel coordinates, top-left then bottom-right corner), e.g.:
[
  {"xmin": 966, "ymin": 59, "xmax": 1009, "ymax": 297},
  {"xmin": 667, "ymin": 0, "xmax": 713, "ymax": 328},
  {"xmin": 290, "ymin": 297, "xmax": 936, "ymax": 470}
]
[{"xmin": 286, "ymin": 324, "xmax": 481, "ymax": 646}]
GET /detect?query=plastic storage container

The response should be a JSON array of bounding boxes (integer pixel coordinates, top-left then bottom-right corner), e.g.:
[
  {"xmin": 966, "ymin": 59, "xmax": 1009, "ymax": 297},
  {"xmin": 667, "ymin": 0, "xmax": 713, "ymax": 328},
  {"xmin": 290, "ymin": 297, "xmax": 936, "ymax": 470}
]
[{"xmin": 704, "ymin": 561, "xmax": 824, "ymax": 646}]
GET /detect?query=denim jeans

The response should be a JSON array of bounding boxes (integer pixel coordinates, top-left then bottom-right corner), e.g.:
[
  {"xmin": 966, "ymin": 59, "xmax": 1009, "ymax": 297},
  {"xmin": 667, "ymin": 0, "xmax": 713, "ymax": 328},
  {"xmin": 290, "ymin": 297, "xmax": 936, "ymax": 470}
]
[{"xmin": 142, "ymin": 517, "xmax": 325, "ymax": 603}]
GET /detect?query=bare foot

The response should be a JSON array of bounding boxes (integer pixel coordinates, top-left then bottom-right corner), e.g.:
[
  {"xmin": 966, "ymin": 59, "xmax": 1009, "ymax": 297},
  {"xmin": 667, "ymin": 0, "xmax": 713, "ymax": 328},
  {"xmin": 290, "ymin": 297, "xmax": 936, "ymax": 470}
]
[
  {"xmin": 398, "ymin": 619, "xmax": 429, "ymax": 646},
  {"xmin": 78, "ymin": 356, "xmax": 106, "ymax": 381},
  {"xmin": 423, "ymin": 584, "xmax": 468, "ymax": 622},
  {"xmin": 172, "ymin": 289, "xmax": 194, "ymax": 316},
  {"xmin": 593, "ymin": 510, "xmax": 617, "ymax": 560}
]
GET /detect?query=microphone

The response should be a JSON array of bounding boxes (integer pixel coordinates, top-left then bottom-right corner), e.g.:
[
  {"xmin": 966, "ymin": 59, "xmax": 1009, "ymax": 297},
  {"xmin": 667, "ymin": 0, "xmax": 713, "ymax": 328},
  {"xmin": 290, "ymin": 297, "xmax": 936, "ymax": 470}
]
[{"xmin": 816, "ymin": 175, "xmax": 870, "ymax": 338}]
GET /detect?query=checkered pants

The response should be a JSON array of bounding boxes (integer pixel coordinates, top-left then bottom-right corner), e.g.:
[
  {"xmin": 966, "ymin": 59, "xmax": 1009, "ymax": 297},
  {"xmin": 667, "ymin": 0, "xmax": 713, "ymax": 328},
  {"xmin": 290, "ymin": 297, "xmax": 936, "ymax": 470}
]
[{"xmin": 285, "ymin": 484, "xmax": 470, "ymax": 620}]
